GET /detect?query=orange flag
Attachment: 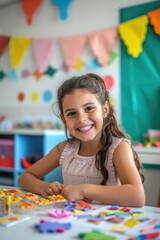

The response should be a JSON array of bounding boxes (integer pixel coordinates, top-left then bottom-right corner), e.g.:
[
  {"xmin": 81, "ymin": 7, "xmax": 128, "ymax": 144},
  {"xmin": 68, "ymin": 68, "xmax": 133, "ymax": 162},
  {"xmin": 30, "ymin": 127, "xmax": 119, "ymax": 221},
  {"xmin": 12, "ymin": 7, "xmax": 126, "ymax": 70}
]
[
  {"xmin": 148, "ymin": 8, "xmax": 160, "ymax": 35},
  {"xmin": 0, "ymin": 36, "xmax": 10, "ymax": 56},
  {"xmin": 22, "ymin": 0, "xmax": 42, "ymax": 25}
]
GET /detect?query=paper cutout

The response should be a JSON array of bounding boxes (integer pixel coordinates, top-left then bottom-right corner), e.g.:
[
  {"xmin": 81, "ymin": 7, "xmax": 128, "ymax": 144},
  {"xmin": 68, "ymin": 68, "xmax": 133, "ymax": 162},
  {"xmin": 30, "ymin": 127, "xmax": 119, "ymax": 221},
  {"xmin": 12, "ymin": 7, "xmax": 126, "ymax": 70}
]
[
  {"xmin": 148, "ymin": 8, "xmax": 160, "ymax": 35},
  {"xmin": 21, "ymin": 69, "xmax": 31, "ymax": 78},
  {"xmin": 31, "ymin": 91, "xmax": 39, "ymax": 102},
  {"xmin": 119, "ymin": 15, "xmax": 148, "ymax": 58},
  {"xmin": 88, "ymin": 27, "xmax": 118, "ymax": 65},
  {"xmin": 73, "ymin": 58, "xmax": 85, "ymax": 70},
  {"xmin": 103, "ymin": 75, "xmax": 114, "ymax": 90},
  {"xmin": 17, "ymin": 92, "xmax": 25, "ymax": 102},
  {"xmin": 9, "ymin": 37, "xmax": 31, "ymax": 68},
  {"xmin": 33, "ymin": 70, "xmax": 43, "ymax": 80},
  {"xmin": 45, "ymin": 66, "xmax": 57, "ymax": 77},
  {"xmin": 109, "ymin": 51, "xmax": 118, "ymax": 64},
  {"xmin": 51, "ymin": 0, "xmax": 73, "ymax": 20},
  {"xmin": 0, "ymin": 70, "xmax": 6, "ymax": 80},
  {"xmin": 86, "ymin": 58, "xmax": 101, "ymax": 70},
  {"xmin": 60, "ymin": 35, "xmax": 86, "ymax": 68},
  {"xmin": 61, "ymin": 62, "xmax": 69, "ymax": 73},
  {"xmin": 43, "ymin": 90, "xmax": 53, "ymax": 102},
  {"xmin": 0, "ymin": 36, "xmax": 10, "ymax": 56},
  {"xmin": 32, "ymin": 38, "xmax": 56, "ymax": 73},
  {"xmin": 22, "ymin": 0, "xmax": 42, "ymax": 25},
  {"xmin": 8, "ymin": 69, "xmax": 18, "ymax": 80}
]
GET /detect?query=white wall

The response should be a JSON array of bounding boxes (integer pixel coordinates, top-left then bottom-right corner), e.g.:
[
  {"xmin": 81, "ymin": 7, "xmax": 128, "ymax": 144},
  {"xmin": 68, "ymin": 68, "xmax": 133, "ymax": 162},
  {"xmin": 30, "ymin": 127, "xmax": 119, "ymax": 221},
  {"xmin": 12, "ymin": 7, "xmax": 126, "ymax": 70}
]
[{"xmin": 0, "ymin": 0, "xmax": 154, "ymax": 123}]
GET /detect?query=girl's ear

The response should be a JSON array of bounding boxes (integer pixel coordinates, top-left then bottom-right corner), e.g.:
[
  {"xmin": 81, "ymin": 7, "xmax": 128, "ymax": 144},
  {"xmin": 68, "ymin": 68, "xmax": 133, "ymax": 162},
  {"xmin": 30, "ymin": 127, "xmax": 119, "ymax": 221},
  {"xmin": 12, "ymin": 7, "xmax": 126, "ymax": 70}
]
[{"xmin": 102, "ymin": 101, "xmax": 109, "ymax": 118}]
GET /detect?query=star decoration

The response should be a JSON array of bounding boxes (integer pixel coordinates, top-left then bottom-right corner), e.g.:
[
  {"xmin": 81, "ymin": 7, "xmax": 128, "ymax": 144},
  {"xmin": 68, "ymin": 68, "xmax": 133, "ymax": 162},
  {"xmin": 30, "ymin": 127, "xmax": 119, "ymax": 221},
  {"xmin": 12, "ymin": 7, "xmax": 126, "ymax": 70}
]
[
  {"xmin": 0, "ymin": 70, "xmax": 6, "ymax": 80},
  {"xmin": 73, "ymin": 58, "xmax": 85, "ymax": 70},
  {"xmin": 45, "ymin": 66, "xmax": 57, "ymax": 77}
]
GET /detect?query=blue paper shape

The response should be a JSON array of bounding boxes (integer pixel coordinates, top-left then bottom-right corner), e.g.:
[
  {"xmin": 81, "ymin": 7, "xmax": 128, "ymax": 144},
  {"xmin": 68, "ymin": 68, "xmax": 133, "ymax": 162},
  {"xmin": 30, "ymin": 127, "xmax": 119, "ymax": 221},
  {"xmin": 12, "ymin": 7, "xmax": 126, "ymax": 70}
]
[{"xmin": 51, "ymin": 0, "xmax": 73, "ymax": 20}]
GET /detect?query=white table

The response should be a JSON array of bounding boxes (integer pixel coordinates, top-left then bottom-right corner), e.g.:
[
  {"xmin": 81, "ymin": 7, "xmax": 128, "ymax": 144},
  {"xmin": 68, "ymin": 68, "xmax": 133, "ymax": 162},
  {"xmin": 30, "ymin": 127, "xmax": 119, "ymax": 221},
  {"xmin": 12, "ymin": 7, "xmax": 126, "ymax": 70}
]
[{"xmin": 1, "ymin": 202, "xmax": 160, "ymax": 240}]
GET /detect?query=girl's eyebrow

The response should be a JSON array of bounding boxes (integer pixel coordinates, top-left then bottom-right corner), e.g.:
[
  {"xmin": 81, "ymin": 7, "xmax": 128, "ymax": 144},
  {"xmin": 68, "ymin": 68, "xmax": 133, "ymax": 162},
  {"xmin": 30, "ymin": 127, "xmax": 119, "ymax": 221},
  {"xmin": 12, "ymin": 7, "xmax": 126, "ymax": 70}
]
[{"xmin": 64, "ymin": 102, "xmax": 95, "ymax": 113}]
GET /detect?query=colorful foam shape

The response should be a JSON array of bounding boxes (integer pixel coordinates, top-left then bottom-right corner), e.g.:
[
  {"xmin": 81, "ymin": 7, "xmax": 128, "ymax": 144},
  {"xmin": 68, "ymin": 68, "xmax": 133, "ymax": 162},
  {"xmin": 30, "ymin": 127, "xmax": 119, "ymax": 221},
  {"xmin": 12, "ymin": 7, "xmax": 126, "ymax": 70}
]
[
  {"xmin": 0, "ymin": 36, "xmax": 10, "ymax": 56},
  {"xmin": 35, "ymin": 220, "xmax": 71, "ymax": 233}
]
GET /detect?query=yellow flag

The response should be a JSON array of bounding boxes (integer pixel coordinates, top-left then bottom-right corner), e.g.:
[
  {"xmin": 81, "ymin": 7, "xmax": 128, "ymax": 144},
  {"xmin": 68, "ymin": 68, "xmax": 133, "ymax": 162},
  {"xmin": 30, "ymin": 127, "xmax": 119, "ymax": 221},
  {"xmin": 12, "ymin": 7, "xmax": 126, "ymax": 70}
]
[
  {"xmin": 9, "ymin": 37, "xmax": 31, "ymax": 68},
  {"xmin": 119, "ymin": 15, "xmax": 148, "ymax": 58}
]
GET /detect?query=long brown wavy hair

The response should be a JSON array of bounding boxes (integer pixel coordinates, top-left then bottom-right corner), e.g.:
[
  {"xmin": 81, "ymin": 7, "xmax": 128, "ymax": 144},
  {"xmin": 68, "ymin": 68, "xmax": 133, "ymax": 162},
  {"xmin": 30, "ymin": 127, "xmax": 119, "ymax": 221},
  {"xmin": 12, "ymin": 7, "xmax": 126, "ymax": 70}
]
[{"xmin": 56, "ymin": 73, "xmax": 144, "ymax": 184}]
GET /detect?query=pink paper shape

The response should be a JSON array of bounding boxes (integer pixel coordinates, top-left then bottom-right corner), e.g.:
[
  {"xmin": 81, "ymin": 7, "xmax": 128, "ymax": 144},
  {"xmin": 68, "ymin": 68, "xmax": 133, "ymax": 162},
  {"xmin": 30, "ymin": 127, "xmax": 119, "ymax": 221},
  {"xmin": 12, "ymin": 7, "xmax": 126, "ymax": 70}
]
[
  {"xmin": 60, "ymin": 35, "xmax": 87, "ymax": 68},
  {"xmin": 88, "ymin": 27, "xmax": 118, "ymax": 65},
  {"xmin": 32, "ymin": 38, "xmax": 56, "ymax": 73}
]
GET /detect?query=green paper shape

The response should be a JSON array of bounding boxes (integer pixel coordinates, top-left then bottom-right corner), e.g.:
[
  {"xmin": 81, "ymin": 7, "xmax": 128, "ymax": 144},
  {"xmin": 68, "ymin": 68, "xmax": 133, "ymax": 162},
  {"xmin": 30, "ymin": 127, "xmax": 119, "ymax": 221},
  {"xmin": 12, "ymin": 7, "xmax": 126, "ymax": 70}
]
[
  {"xmin": 0, "ymin": 70, "xmax": 6, "ymax": 80},
  {"xmin": 109, "ymin": 51, "xmax": 118, "ymax": 64},
  {"xmin": 78, "ymin": 230, "xmax": 116, "ymax": 240},
  {"xmin": 45, "ymin": 66, "xmax": 57, "ymax": 77}
]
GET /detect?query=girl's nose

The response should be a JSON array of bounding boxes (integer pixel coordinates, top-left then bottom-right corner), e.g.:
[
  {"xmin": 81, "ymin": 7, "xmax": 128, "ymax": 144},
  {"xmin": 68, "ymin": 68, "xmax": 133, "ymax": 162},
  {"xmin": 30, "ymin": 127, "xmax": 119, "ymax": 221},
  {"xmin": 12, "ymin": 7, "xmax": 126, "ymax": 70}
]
[{"xmin": 77, "ymin": 111, "xmax": 87, "ymax": 123}]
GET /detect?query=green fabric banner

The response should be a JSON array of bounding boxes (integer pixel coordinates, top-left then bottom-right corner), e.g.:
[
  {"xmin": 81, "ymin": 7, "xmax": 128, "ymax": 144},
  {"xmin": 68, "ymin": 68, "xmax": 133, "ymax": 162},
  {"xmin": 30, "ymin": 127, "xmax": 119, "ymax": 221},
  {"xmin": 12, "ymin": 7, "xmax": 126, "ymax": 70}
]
[{"xmin": 120, "ymin": 1, "xmax": 160, "ymax": 142}]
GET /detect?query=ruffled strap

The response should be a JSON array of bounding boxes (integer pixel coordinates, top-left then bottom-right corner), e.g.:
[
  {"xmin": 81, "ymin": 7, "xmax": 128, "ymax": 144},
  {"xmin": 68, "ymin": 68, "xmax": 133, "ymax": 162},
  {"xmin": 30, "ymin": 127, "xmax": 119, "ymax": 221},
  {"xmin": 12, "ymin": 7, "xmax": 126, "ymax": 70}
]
[
  {"xmin": 106, "ymin": 137, "xmax": 131, "ymax": 185},
  {"xmin": 59, "ymin": 140, "xmax": 80, "ymax": 164}
]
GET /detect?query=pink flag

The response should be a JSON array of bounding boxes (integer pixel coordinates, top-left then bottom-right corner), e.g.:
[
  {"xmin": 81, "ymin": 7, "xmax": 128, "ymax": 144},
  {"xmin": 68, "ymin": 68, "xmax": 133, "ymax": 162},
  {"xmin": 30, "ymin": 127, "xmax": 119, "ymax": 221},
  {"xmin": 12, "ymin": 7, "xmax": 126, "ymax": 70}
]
[
  {"xmin": 88, "ymin": 27, "xmax": 118, "ymax": 65},
  {"xmin": 32, "ymin": 38, "xmax": 56, "ymax": 73},
  {"xmin": 60, "ymin": 35, "xmax": 87, "ymax": 68},
  {"xmin": 0, "ymin": 36, "xmax": 10, "ymax": 56}
]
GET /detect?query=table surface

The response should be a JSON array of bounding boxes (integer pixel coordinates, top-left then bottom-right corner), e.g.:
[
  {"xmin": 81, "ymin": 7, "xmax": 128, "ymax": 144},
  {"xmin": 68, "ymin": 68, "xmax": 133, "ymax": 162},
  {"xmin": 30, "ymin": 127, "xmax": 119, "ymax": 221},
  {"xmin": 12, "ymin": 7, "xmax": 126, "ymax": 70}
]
[{"xmin": 0, "ymin": 189, "xmax": 160, "ymax": 240}]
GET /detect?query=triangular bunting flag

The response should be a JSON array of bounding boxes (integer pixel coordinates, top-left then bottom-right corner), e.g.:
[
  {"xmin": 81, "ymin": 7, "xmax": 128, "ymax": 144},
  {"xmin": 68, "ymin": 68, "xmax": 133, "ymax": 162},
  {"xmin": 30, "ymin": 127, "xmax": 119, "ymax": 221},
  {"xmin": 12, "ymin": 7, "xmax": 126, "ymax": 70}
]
[
  {"xmin": 148, "ymin": 8, "xmax": 160, "ymax": 35},
  {"xmin": 88, "ymin": 27, "xmax": 118, "ymax": 65},
  {"xmin": 51, "ymin": 0, "xmax": 73, "ymax": 20},
  {"xmin": 9, "ymin": 36, "xmax": 31, "ymax": 68},
  {"xmin": 60, "ymin": 35, "xmax": 87, "ymax": 68},
  {"xmin": 119, "ymin": 15, "xmax": 148, "ymax": 58},
  {"xmin": 22, "ymin": 0, "xmax": 42, "ymax": 25},
  {"xmin": 32, "ymin": 38, "xmax": 56, "ymax": 73},
  {"xmin": 0, "ymin": 36, "xmax": 10, "ymax": 57}
]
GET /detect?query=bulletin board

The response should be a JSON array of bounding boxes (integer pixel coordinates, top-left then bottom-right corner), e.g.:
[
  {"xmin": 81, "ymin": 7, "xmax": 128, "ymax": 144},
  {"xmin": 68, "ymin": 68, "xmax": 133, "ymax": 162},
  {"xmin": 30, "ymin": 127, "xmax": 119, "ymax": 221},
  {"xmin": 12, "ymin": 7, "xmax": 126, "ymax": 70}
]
[{"xmin": 120, "ymin": 1, "xmax": 160, "ymax": 142}]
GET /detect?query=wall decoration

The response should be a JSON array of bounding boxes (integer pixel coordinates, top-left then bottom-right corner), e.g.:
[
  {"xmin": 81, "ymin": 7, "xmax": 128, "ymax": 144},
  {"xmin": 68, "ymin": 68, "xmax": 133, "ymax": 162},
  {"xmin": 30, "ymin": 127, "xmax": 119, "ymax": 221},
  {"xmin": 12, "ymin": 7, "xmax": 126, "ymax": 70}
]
[
  {"xmin": 43, "ymin": 90, "xmax": 53, "ymax": 103},
  {"xmin": 22, "ymin": 0, "xmax": 42, "ymax": 25},
  {"xmin": 51, "ymin": 0, "xmax": 74, "ymax": 20},
  {"xmin": 17, "ymin": 92, "xmax": 25, "ymax": 102},
  {"xmin": 31, "ymin": 91, "xmax": 40, "ymax": 102}
]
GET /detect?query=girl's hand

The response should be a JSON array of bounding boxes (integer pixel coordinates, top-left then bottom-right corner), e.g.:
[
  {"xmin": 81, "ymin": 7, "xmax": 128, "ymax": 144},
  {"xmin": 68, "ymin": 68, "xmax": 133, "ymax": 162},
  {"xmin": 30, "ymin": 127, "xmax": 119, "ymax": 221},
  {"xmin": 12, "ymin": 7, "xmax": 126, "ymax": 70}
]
[
  {"xmin": 39, "ymin": 181, "xmax": 63, "ymax": 198},
  {"xmin": 61, "ymin": 184, "xmax": 85, "ymax": 202}
]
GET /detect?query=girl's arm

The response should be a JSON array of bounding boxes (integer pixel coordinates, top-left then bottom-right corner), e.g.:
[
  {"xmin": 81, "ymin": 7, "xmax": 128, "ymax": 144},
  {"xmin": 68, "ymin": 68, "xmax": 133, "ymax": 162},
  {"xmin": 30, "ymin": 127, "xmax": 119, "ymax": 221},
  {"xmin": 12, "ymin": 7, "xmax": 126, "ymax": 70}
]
[
  {"xmin": 18, "ymin": 140, "xmax": 67, "ymax": 197},
  {"xmin": 61, "ymin": 141, "xmax": 146, "ymax": 207}
]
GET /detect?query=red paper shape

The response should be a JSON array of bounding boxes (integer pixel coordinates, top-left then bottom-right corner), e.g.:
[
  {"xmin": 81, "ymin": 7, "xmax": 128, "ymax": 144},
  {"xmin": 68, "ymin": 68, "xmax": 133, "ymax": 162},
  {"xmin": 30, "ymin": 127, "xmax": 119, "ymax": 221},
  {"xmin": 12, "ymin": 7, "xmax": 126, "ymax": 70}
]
[
  {"xmin": 22, "ymin": 0, "xmax": 42, "ymax": 25},
  {"xmin": 148, "ymin": 8, "xmax": 160, "ymax": 35},
  {"xmin": 0, "ymin": 36, "xmax": 10, "ymax": 56}
]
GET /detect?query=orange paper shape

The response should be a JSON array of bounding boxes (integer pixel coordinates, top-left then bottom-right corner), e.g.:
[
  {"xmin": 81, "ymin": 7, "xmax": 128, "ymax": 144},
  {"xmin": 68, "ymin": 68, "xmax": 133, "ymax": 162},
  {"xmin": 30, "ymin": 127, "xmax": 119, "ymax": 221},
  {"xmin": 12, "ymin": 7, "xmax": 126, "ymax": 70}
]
[
  {"xmin": 60, "ymin": 35, "xmax": 87, "ymax": 68},
  {"xmin": 88, "ymin": 27, "xmax": 118, "ymax": 65},
  {"xmin": 119, "ymin": 15, "xmax": 148, "ymax": 58},
  {"xmin": 148, "ymin": 8, "xmax": 160, "ymax": 35},
  {"xmin": 0, "ymin": 36, "xmax": 10, "ymax": 56},
  {"xmin": 22, "ymin": 0, "xmax": 42, "ymax": 25}
]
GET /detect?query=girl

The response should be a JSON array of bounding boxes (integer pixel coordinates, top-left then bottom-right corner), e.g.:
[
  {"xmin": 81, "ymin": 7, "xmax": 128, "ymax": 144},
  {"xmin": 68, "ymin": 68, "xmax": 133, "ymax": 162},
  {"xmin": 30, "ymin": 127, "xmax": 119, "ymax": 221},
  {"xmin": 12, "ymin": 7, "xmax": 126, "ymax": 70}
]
[{"xmin": 18, "ymin": 73, "xmax": 145, "ymax": 207}]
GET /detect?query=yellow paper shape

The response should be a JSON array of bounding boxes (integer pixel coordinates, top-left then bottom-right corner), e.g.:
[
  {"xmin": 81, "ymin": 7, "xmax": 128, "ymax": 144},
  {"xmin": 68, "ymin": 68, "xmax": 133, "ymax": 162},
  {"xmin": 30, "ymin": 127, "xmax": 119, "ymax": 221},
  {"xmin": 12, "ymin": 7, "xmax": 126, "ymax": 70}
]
[
  {"xmin": 9, "ymin": 37, "xmax": 31, "ymax": 68},
  {"xmin": 124, "ymin": 218, "xmax": 139, "ymax": 228},
  {"xmin": 119, "ymin": 15, "xmax": 148, "ymax": 58},
  {"xmin": 73, "ymin": 58, "xmax": 85, "ymax": 70},
  {"xmin": 148, "ymin": 8, "xmax": 160, "ymax": 35}
]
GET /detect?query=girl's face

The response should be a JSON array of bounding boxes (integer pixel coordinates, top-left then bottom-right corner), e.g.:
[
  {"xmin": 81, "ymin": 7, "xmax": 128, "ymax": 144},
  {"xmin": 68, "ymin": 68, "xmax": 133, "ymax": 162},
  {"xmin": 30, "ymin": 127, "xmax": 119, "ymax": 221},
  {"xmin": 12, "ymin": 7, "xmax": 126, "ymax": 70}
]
[{"xmin": 61, "ymin": 88, "xmax": 109, "ymax": 143}]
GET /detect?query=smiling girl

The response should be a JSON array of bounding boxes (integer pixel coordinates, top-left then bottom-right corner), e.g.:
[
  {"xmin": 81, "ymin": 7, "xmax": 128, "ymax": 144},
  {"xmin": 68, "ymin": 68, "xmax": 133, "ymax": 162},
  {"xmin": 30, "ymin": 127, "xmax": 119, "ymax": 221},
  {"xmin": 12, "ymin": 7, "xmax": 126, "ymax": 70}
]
[{"xmin": 18, "ymin": 73, "xmax": 145, "ymax": 207}]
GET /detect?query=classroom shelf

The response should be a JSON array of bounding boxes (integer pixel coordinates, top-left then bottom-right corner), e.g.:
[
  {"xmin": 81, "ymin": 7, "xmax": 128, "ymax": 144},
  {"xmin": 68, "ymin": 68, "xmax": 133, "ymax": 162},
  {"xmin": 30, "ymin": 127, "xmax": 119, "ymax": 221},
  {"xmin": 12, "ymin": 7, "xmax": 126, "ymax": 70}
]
[{"xmin": 0, "ymin": 129, "xmax": 66, "ymax": 187}]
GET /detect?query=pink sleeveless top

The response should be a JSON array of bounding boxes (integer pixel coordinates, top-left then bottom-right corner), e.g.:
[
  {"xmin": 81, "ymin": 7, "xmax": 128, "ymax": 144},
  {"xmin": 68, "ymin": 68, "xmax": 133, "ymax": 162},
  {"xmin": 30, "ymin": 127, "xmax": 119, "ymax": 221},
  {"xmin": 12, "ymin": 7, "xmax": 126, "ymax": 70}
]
[{"xmin": 59, "ymin": 137, "xmax": 130, "ymax": 186}]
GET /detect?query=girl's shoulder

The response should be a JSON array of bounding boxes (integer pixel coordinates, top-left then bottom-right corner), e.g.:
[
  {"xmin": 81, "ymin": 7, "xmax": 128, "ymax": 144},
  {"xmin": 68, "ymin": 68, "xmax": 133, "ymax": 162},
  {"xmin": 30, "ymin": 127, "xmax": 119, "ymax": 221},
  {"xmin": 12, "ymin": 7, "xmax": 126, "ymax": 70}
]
[{"xmin": 59, "ymin": 139, "xmax": 80, "ymax": 164}]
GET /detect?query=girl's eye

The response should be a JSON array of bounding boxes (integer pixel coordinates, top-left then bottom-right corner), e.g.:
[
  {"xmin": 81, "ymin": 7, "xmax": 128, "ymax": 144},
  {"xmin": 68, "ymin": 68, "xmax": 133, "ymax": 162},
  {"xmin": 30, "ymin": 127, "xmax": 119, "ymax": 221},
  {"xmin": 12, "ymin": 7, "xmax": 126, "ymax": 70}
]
[
  {"xmin": 66, "ymin": 112, "xmax": 76, "ymax": 117},
  {"xmin": 86, "ymin": 106, "xmax": 94, "ymax": 112}
]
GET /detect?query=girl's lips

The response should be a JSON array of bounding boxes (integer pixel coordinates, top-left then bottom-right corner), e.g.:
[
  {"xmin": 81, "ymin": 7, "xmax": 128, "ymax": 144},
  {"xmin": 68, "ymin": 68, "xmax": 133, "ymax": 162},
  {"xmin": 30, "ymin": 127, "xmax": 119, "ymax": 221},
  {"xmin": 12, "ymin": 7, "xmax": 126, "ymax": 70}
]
[{"xmin": 76, "ymin": 124, "xmax": 93, "ymax": 133}]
